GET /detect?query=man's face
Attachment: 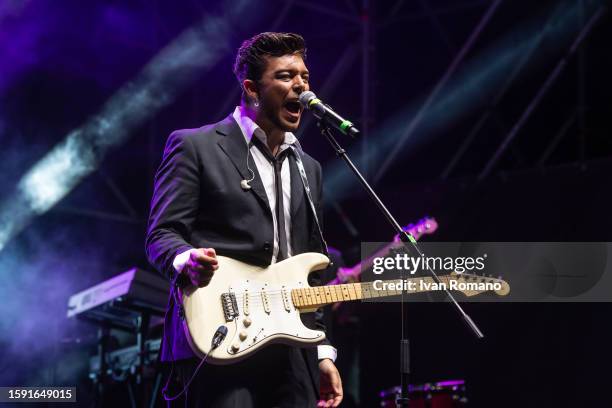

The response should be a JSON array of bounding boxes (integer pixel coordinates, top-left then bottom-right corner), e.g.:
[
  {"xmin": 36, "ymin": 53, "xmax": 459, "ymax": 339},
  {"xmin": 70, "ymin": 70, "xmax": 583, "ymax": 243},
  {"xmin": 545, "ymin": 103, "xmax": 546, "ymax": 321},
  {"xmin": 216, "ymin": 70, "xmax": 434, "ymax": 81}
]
[{"xmin": 255, "ymin": 54, "xmax": 309, "ymax": 133}]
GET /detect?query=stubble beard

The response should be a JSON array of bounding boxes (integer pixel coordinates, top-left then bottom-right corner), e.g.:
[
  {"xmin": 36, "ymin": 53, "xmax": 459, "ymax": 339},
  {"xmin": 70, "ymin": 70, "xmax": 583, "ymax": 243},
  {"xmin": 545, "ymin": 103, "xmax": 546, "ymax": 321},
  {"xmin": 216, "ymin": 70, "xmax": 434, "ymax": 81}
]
[{"xmin": 260, "ymin": 101, "xmax": 299, "ymax": 134}]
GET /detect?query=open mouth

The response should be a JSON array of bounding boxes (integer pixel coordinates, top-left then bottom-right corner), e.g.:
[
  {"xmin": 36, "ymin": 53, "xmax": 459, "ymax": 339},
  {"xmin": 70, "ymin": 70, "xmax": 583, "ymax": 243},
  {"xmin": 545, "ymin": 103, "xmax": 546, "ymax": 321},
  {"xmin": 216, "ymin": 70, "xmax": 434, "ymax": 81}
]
[{"xmin": 283, "ymin": 100, "xmax": 302, "ymax": 116}]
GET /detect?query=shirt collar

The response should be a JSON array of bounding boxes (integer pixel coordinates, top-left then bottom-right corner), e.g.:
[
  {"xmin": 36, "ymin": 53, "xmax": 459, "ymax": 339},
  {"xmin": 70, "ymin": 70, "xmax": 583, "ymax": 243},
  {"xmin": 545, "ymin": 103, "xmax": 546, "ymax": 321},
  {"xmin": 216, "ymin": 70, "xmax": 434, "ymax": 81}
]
[{"xmin": 232, "ymin": 106, "xmax": 299, "ymax": 153}]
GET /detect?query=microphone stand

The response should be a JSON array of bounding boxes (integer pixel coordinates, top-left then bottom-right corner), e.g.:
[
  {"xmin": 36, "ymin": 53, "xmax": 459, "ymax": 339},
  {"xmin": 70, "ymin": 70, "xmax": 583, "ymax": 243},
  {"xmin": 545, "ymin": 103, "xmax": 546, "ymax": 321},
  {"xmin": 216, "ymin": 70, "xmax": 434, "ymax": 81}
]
[{"xmin": 317, "ymin": 122, "xmax": 483, "ymax": 407}]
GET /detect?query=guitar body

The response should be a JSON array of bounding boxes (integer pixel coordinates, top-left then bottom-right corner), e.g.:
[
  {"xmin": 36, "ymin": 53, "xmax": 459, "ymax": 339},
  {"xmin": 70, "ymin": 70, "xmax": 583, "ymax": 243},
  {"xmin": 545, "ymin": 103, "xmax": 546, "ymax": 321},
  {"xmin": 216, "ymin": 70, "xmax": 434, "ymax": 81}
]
[{"xmin": 181, "ymin": 252, "xmax": 330, "ymax": 365}]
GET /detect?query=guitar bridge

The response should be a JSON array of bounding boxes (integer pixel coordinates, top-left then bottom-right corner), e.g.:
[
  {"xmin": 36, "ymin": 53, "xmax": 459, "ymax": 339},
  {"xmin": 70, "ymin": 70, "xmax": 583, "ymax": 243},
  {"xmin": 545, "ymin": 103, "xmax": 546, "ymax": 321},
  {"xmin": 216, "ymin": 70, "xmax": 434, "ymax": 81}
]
[{"xmin": 221, "ymin": 292, "xmax": 239, "ymax": 322}]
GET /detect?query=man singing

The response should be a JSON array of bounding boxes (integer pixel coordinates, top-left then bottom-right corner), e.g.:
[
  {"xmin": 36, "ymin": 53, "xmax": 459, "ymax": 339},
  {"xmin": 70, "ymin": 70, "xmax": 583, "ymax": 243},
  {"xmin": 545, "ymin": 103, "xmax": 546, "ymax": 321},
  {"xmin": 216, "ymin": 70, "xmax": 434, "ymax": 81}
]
[{"xmin": 146, "ymin": 32, "xmax": 343, "ymax": 407}]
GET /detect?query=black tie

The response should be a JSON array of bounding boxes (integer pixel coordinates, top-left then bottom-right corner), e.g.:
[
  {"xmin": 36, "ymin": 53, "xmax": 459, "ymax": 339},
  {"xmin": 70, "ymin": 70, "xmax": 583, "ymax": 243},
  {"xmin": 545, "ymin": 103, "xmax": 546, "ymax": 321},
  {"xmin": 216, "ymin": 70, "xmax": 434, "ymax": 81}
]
[{"xmin": 252, "ymin": 138, "xmax": 290, "ymax": 261}]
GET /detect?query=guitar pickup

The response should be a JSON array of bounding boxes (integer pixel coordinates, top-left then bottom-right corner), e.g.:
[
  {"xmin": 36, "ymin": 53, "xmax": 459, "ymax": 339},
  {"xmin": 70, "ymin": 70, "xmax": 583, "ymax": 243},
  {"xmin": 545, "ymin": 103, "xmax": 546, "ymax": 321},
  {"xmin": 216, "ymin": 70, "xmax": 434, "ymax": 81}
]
[
  {"xmin": 243, "ymin": 289, "xmax": 250, "ymax": 316},
  {"xmin": 281, "ymin": 287, "xmax": 291, "ymax": 312},
  {"xmin": 261, "ymin": 288, "xmax": 271, "ymax": 314},
  {"xmin": 221, "ymin": 292, "xmax": 239, "ymax": 322}
]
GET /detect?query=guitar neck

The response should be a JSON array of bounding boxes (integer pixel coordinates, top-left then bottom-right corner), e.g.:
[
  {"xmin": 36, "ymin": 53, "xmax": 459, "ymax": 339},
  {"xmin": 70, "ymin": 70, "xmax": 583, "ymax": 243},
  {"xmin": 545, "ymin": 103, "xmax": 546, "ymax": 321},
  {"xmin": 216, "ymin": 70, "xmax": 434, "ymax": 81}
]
[{"xmin": 292, "ymin": 276, "xmax": 451, "ymax": 310}]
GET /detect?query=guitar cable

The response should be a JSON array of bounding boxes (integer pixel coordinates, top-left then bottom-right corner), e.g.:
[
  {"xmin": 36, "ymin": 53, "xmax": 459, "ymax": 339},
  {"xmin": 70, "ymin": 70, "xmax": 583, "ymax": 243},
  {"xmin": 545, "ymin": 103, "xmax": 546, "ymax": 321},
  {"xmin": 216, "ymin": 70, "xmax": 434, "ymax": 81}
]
[
  {"xmin": 161, "ymin": 273, "xmax": 228, "ymax": 402},
  {"xmin": 161, "ymin": 326, "xmax": 227, "ymax": 402}
]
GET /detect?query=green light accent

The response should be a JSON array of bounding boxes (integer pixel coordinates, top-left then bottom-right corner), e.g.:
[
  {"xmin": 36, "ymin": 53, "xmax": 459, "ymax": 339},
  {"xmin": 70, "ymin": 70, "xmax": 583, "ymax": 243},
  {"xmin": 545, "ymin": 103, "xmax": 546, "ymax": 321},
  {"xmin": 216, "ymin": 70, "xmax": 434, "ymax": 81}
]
[
  {"xmin": 339, "ymin": 120, "xmax": 353, "ymax": 133},
  {"xmin": 408, "ymin": 234, "xmax": 417, "ymax": 244},
  {"xmin": 308, "ymin": 98, "xmax": 321, "ymax": 107}
]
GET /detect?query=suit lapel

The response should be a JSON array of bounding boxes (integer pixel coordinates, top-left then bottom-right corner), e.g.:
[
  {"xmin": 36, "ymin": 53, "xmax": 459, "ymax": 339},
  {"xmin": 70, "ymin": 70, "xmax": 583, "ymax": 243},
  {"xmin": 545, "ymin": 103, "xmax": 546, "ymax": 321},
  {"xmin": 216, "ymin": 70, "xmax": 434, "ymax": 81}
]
[{"xmin": 215, "ymin": 116, "xmax": 270, "ymax": 210}]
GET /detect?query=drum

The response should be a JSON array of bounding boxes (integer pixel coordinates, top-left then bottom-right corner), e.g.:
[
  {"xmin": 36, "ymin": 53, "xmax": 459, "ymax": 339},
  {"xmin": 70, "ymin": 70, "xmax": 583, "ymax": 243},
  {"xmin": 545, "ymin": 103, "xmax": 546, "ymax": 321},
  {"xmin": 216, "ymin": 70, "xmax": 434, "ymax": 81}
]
[{"xmin": 379, "ymin": 379, "xmax": 467, "ymax": 407}]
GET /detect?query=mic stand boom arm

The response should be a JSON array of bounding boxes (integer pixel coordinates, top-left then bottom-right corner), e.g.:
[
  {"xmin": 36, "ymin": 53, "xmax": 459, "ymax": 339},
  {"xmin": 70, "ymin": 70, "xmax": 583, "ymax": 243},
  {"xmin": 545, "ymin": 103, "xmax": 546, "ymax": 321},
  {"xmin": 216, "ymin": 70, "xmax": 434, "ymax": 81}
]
[{"xmin": 317, "ymin": 122, "xmax": 483, "ymax": 407}]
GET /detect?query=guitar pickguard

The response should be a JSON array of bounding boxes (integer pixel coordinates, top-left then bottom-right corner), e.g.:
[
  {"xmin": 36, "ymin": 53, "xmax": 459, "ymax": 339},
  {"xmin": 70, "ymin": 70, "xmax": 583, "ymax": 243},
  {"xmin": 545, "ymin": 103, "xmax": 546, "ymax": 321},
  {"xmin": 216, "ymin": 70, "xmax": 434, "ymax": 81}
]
[{"xmin": 224, "ymin": 279, "xmax": 322, "ymax": 357}]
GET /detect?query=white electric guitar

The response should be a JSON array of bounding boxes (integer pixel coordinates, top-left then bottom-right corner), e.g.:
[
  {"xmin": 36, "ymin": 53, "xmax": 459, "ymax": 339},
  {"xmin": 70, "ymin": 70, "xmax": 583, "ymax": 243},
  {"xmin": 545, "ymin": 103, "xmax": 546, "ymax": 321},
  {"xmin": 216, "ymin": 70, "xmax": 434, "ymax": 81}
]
[{"xmin": 181, "ymin": 252, "xmax": 509, "ymax": 364}]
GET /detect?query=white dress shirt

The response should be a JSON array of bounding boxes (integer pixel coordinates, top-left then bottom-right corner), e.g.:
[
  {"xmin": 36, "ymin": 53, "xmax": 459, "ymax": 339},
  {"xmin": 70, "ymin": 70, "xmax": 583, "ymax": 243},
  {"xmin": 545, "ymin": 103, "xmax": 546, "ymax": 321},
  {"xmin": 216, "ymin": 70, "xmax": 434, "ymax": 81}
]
[
  {"xmin": 233, "ymin": 105, "xmax": 295, "ymax": 264},
  {"xmin": 173, "ymin": 106, "xmax": 337, "ymax": 362}
]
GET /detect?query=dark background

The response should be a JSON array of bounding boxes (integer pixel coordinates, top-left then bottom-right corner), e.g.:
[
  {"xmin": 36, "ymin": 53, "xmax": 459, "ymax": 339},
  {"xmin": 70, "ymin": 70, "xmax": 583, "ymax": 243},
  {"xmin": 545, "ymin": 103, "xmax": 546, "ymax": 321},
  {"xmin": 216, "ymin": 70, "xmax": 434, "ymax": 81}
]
[{"xmin": 0, "ymin": 0, "xmax": 611, "ymax": 406}]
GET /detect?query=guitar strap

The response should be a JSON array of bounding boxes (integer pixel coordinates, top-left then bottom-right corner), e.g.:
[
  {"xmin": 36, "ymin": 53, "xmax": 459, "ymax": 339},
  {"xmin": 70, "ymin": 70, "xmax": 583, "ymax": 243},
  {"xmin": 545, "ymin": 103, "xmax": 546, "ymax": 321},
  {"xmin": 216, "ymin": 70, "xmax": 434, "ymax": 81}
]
[{"xmin": 290, "ymin": 145, "xmax": 329, "ymax": 259}]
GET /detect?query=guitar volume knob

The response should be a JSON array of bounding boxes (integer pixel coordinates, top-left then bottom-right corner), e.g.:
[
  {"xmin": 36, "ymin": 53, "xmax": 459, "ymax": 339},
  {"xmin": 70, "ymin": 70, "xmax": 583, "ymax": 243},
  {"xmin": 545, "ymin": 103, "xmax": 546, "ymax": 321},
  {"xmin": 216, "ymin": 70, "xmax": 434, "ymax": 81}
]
[
  {"xmin": 239, "ymin": 331, "xmax": 248, "ymax": 341},
  {"xmin": 243, "ymin": 317, "xmax": 252, "ymax": 327}
]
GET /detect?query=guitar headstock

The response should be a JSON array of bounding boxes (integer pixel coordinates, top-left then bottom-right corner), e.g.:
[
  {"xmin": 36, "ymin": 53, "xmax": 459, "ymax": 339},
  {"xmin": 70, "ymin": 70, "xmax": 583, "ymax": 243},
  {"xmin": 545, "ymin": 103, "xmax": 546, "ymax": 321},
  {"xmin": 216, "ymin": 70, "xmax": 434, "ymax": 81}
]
[
  {"xmin": 449, "ymin": 271, "xmax": 511, "ymax": 297},
  {"xmin": 398, "ymin": 217, "xmax": 438, "ymax": 242}
]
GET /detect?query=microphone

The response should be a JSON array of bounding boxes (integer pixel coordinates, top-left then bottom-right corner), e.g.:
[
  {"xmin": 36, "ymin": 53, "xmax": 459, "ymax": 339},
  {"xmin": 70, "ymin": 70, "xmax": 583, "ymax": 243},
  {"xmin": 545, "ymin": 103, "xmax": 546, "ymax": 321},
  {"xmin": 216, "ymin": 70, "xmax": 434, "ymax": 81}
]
[
  {"xmin": 299, "ymin": 91, "xmax": 359, "ymax": 137},
  {"xmin": 240, "ymin": 179, "xmax": 252, "ymax": 190}
]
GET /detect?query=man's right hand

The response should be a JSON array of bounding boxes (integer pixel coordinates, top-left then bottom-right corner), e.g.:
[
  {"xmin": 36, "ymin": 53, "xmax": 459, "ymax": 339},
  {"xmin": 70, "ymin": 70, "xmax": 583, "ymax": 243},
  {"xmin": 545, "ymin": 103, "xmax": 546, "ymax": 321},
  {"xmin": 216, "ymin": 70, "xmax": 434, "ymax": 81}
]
[{"xmin": 183, "ymin": 248, "xmax": 218, "ymax": 287}]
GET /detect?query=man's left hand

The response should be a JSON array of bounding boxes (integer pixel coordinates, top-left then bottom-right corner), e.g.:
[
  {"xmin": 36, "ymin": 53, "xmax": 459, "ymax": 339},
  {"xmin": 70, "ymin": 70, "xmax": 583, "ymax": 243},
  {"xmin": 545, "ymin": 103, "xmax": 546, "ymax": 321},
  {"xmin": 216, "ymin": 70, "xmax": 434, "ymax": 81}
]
[{"xmin": 318, "ymin": 359, "xmax": 343, "ymax": 407}]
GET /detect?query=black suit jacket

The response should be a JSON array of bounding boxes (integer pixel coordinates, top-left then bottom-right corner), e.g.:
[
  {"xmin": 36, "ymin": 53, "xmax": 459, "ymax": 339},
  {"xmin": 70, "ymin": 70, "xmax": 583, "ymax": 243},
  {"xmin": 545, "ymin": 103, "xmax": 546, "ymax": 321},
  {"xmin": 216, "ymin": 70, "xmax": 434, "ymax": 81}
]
[{"xmin": 145, "ymin": 114, "xmax": 329, "ymax": 393}]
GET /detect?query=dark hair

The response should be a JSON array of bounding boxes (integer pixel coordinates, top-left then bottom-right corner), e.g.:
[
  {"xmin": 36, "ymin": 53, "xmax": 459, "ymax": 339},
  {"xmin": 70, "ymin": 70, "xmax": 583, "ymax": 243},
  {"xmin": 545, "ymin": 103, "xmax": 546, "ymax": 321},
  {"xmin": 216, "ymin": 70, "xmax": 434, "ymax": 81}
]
[{"xmin": 233, "ymin": 32, "xmax": 306, "ymax": 101}]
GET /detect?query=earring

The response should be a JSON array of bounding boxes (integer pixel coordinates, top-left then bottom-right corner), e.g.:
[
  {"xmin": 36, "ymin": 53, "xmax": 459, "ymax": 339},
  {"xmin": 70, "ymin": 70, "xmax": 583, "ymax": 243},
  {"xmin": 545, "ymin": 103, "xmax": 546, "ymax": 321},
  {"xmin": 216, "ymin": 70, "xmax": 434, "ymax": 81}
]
[{"xmin": 254, "ymin": 100, "xmax": 259, "ymax": 108}]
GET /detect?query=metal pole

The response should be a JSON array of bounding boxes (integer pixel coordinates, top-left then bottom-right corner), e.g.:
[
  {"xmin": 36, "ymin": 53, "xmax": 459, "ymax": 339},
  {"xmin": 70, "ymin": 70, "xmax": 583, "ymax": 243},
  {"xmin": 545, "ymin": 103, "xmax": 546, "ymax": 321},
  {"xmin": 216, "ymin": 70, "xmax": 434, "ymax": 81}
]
[
  {"xmin": 213, "ymin": 0, "xmax": 296, "ymax": 120},
  {"xmin": 374, "ymin": 0, "xmax": 503, "ymax": 182},
  {"xmin": 578, "ymin": 0, "xmax": 587, "ymax": 163},
  {"xmin": 538, "ymin": 109, "xmax": 577, "ymax": 167},
  {"xmin": 478, "ymin": 6, "xmax": 606, "ymax": 181},
  {"xmin": 440, "ymin": 1, "xmax": 566, "ymax": 180},
  {"xmin": 361, "ymin": 0, "xmax": 371, "ymax": 177}
]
